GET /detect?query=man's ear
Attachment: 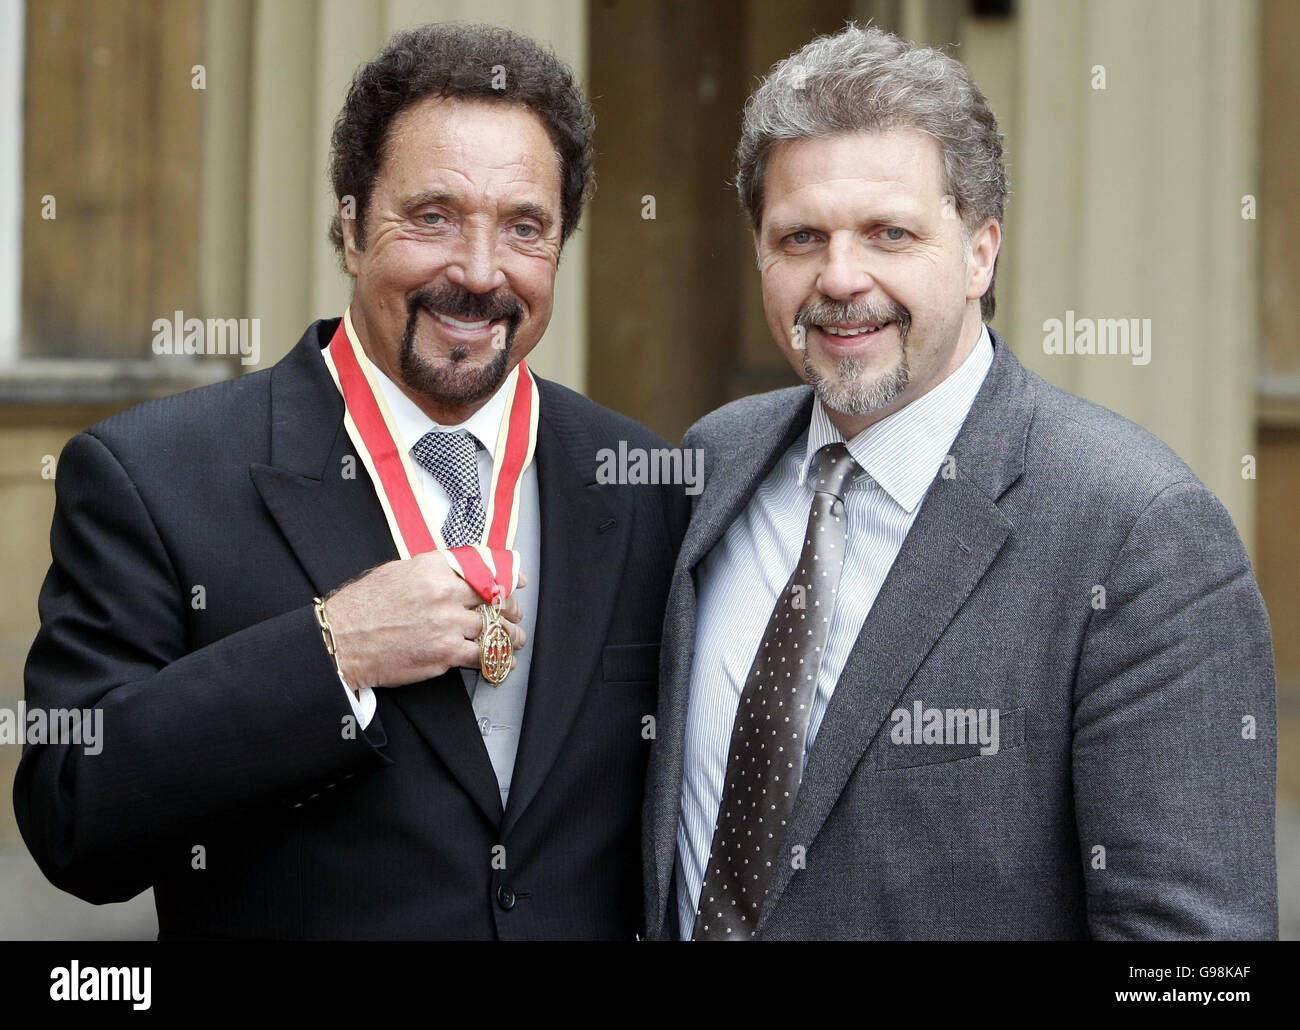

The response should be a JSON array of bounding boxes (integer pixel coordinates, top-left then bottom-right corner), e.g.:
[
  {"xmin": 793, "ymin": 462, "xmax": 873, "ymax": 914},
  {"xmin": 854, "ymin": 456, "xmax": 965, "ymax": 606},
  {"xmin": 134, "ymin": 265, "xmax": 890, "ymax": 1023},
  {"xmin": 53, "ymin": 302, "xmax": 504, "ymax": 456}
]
[
  {"xmin": 966, "ymin": 217, "xmax": 1001, "ymax": 303},
  {"xmin": 341, "ymin": 202, "xmax": 363, "ymax": 277}
]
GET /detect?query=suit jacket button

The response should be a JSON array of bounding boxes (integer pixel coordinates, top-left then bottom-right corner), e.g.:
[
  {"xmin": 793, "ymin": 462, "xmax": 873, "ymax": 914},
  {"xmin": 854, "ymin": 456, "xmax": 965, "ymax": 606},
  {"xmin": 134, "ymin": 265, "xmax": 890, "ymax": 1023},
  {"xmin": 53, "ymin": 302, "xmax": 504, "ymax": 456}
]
[{"xmin": 496, "ymin": 885, "xmax": 516, "ymax": 911}]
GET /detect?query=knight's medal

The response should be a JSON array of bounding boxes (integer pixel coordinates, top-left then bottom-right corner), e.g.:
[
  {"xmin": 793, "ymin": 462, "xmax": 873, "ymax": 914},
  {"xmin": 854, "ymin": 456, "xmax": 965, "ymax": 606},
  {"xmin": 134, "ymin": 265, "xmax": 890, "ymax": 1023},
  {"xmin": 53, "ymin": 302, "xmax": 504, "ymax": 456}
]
[{"xmin": 477, "ymin": 602, "xmax": 513, "ymax": 685}]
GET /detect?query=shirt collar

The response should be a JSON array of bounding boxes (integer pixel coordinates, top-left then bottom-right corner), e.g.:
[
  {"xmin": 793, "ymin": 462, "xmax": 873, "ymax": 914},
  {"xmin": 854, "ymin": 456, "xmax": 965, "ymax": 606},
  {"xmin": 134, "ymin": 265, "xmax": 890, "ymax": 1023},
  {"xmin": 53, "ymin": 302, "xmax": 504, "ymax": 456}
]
[
  {"xmin": 365, "ymin": 352, "xmax": 513, "ymax": 460},
  {"xmin": 798, "ymin": 323, "xmax": 995, "ymax": 513}
]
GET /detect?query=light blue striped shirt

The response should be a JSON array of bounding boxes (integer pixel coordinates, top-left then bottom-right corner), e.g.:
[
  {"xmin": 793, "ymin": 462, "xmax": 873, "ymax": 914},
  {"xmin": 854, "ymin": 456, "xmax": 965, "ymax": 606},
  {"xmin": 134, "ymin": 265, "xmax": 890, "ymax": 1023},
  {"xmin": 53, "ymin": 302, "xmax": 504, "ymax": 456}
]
[{"xmin": 675, "ymin": 325, "xmax": 994, "ymax": 939}]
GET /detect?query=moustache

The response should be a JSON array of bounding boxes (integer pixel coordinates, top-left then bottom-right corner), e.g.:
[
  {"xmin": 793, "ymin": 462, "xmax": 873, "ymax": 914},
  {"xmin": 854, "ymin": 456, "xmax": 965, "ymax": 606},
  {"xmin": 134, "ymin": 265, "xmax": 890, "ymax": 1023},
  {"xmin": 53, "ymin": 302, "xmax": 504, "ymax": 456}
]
[
  {"xmin": 794, "ymin": 297, "xmax": 911, "ymax": 335},
  {"xmin": 407, "ymin": 285, "xmax": 523, "ymax": 327}
]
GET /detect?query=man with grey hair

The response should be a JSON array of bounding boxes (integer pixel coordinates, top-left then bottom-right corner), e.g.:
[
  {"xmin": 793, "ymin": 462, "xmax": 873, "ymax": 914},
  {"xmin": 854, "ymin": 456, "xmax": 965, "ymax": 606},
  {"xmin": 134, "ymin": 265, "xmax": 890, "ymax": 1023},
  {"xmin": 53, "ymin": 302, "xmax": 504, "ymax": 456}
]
[{"xmin": 643, "ymin": 23, "xmax": 1276, "ymax": 940}]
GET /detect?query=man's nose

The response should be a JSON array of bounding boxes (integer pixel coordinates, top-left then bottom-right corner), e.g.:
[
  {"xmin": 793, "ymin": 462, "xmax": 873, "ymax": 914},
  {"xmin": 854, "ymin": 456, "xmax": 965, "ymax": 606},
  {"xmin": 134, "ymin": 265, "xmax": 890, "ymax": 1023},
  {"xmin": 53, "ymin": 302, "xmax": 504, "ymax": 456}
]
[
  {"xmin": 815, "ymin": 234, "xmax": 876, "ymax": 301},
  {"xmin": 445, "ymin": 226, "xmax": 508, "ymax": 294}
]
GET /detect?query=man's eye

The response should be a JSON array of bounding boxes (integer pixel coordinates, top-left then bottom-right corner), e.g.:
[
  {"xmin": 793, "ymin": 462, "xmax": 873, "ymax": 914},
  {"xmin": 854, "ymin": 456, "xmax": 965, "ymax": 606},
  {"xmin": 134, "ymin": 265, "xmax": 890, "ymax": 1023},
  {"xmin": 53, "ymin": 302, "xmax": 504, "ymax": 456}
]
[
  {"xmin": 512, "ymin": 223, "xmax": 539, "ymax": 238},
  {"xmin": 419, "ymin": 212, "xmax": 445, "ymax": 225},
  {"xmin": 883, "ymin": 227, "xmax": 907, "ymax": 241},
  {"xmin": 788, "ymin": 230, "xmax": 814, "ymax": 245}
]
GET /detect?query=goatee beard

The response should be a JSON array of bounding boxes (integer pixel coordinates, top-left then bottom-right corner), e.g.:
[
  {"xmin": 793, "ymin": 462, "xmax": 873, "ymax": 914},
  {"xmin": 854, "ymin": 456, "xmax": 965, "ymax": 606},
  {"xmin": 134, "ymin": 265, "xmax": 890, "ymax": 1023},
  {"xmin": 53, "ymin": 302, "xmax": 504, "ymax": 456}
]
[
  {"xmin": 399, "ymin": 285, "xmax": 522, "ymax": 410},
  {"xmin": 796, "ymin": 298, "xmax": 912, "ymax": 418},
  {"xmin": 804, "ymin": 347, "xmax": 911, "ymax": 417}
]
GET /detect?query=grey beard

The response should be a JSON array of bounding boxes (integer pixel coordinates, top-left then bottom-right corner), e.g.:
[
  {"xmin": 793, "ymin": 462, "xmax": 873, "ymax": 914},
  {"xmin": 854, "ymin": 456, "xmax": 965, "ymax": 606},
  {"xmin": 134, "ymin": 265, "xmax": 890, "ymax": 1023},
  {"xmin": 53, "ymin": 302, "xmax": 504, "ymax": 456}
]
[
  {"xmin": 793, "ymin": 297, "xmax": 912, "ymax": 419},
  {"xmin": 804, "ymin": 344, "xmax": 911, "ymax": 417}
]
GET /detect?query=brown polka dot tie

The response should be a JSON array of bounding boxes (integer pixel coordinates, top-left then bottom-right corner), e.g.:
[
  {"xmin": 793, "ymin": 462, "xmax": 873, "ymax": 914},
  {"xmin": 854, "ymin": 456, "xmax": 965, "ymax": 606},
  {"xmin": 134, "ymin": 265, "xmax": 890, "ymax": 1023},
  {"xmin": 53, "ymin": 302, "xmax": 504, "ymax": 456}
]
[{"xmin": 692, "ymin": 442, "xmax": 860, "ymax": 940}]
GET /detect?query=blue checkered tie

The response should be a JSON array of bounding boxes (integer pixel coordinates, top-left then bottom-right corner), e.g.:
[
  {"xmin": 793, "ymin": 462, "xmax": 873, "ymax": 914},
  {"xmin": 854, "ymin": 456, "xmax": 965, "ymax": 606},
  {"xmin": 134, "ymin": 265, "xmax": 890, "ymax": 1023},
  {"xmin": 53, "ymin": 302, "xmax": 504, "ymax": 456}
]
[{"xmin": 410, "ymin": 429, "xmax": 486, "ymax": 547}]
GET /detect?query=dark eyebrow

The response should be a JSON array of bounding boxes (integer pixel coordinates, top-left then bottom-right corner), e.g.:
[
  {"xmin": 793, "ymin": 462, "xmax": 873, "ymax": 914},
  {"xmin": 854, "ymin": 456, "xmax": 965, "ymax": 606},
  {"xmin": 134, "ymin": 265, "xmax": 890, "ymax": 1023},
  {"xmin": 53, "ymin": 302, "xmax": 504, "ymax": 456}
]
[
  {"xmin": 404, "ymin": 189, "xmax": 457, "ymax": 210},
  {"xmin": 767, "ymin": 221, "xmax": 813, "ymax": 237},
  {"xmin": 503, "ymin": 201, "xmax": 555, "ymax": 232}
]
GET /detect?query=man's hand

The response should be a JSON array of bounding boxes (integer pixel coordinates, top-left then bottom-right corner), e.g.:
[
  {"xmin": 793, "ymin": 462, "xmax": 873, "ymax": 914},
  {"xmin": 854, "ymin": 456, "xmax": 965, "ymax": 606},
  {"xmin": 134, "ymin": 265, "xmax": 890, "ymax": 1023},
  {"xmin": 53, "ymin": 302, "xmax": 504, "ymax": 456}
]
[{"xmin": 322, "ymin": 552, "xmax": 526, "ymax": 689}]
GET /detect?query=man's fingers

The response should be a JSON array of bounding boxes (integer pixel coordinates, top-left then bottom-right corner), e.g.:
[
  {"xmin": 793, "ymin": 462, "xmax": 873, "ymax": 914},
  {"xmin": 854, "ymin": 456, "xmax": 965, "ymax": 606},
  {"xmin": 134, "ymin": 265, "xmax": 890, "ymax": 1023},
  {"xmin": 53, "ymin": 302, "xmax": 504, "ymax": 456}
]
[
  {"xmin": 458, "ymin": 609, "xmax": 483, "ymax": 641},
  {"xmin": 454, "ymin": 605, "xmax": 523, "ymax": 649},
  {"xmin": 456, "ymin": 639, "xmax": 481, "ymax": 670},
  {"xmin": 503, "ymin": 594, "xmax": 523, "ymax": 623},
  {"xmin": 509, "ymin": 621, "xmax": 527, "ymax": 650},
  {"xmin": 454, "ymin": 579, "xmax": 486, "ymax": 609}
]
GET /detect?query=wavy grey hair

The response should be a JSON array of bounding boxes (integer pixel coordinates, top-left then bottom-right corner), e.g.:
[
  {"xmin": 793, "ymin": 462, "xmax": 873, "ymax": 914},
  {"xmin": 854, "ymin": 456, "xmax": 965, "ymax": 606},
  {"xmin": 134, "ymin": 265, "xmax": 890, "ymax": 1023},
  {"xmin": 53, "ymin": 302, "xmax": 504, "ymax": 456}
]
[{"xmin": 736, "ymin": 23, "xmax": 1007, "ymax": 319}]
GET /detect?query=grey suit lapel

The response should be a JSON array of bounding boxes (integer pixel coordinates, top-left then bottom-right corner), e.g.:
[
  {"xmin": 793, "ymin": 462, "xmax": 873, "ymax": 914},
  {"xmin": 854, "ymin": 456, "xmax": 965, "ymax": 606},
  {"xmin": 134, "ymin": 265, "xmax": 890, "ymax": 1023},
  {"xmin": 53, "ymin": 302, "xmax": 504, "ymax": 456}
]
[
  {"xmin": 646, "ymin": 386, "xmax": 813, "ymax": 936},
  {"xmin": 753, "ymin": 330, "xmax": 1035, "ymax": 934},
  {"xmin": 677, "ymin": 387, "xmax": 816, "ymax": 575}
]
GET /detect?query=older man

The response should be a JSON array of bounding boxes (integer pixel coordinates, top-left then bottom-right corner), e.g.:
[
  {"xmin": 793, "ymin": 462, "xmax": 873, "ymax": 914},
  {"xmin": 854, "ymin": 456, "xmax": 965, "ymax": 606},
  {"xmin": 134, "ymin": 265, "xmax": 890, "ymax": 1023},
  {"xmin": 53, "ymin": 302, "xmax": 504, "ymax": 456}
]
[
  {"xmin": 16, "ymin": 23, "xmax": 687, "ymax": 939},
  {"xmin": 643, "ymin": 24, "xmax": 1277, "ymax": 940}
]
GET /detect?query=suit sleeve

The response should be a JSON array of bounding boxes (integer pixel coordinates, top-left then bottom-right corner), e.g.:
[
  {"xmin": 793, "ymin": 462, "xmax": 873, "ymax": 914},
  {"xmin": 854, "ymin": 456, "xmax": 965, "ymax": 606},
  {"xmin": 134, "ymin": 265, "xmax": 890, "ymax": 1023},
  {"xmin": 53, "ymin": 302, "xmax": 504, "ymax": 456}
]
[
  {"xmin": 13, "ymin": 430, "xmax": 392, "ymax": 904},
  {"xmin": 1072, "ymin": 479, "xmax": 1277, "ymax": 939}
]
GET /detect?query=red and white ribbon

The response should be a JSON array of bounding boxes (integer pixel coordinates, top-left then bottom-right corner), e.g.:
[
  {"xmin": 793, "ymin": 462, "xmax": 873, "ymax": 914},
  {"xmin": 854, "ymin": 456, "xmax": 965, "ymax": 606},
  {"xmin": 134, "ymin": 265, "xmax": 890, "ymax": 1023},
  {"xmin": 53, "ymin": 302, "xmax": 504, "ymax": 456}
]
[{"xmin": 321, "ymin": 308, "xmax": 538, "ymax": 605}]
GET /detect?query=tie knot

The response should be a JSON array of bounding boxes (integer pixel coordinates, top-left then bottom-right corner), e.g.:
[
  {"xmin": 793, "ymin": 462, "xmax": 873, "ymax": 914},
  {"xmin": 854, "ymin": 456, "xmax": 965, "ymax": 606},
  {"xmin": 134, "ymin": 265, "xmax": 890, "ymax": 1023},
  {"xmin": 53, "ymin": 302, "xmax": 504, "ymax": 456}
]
[
  {"xmin": 812, "ymin": 443, "xmax": 859, "ymax": 501},
  {"xmin": 411, "ymin": 429, "xmax": 481, "ymax": 501}
]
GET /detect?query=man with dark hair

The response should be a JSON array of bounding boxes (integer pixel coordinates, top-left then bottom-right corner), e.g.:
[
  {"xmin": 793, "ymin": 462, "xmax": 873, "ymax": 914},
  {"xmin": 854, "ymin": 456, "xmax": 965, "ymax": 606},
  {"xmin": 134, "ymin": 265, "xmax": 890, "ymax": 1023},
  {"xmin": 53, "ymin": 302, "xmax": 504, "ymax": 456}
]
[
  {"xmin": 16, "ymin": 22, "xmax": 687, "ymax": 939},
  {"xmin": 643, "ymin": 23, "xmax": 1277, "ymax": 940}
]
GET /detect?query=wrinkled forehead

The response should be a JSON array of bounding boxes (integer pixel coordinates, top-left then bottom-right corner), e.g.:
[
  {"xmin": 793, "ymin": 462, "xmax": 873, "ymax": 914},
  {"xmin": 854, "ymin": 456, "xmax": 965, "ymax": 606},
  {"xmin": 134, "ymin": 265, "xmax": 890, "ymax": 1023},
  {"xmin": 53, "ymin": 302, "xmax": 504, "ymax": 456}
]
[
  {"xmin": 379, "ymin": 96, "xmax": 563, "ymax": 204},
  {"xmin": 760, "ymin": 128, "xmax": 948, "ymax": 230}
]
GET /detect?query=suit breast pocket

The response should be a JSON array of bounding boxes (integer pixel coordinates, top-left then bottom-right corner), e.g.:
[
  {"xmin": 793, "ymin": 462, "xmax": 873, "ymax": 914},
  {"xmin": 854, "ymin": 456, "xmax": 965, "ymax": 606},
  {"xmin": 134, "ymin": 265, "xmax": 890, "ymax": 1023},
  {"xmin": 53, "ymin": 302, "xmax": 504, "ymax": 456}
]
[
  {"xmin": 875, "ymin": 706, "xmax": 1028, "ymax": 771},
  {"xmin": 602, "ymin": 642, "xmax": 660, "ymax": 683}
]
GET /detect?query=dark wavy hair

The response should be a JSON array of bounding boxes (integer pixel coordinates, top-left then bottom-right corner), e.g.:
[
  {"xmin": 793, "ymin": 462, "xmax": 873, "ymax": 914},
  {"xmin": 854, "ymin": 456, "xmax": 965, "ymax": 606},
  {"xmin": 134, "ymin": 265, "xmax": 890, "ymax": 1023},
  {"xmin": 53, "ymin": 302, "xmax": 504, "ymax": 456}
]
[{"xmin": 328, "ymin": 22, "xmax": 595, "ymax": 263}]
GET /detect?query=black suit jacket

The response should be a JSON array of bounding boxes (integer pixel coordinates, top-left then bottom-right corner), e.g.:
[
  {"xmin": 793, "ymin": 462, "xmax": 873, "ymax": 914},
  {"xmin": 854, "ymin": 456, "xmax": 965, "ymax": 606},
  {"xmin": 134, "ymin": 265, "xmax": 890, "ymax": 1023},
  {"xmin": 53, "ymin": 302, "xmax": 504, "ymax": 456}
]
[{"xmin": 14, "ymin": 318, "xmax": 688, "ymax": 939}]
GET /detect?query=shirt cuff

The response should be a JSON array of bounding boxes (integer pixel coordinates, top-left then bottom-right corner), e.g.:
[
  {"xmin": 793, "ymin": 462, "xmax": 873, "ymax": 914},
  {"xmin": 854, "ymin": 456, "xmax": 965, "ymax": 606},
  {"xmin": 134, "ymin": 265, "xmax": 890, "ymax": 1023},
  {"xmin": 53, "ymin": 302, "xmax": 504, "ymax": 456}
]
[{"xmin": 339, "ymin": 671, "xmax": 377, "ymax": 729}]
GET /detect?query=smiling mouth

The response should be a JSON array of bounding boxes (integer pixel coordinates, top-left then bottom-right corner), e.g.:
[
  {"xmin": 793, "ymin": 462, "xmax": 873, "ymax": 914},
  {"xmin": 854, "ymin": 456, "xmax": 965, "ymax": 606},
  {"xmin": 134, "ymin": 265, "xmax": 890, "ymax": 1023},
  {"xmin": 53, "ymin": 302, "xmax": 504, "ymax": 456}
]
[
  {"xmin": 427, "ymin": 309, "xmax": 499, "ymax": 332},
  {"xmin": 818, "ymin": 321, "xmax": 891, "ymax": 338}
]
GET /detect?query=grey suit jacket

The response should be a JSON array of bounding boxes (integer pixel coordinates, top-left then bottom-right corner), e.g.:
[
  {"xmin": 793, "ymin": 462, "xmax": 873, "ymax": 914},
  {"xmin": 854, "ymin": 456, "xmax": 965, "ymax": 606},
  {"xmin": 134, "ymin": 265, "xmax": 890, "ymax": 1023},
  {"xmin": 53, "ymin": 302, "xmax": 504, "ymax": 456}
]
[{"xmin": 643, "ymin": 329, "xmax": 1277, "ymax": 940}]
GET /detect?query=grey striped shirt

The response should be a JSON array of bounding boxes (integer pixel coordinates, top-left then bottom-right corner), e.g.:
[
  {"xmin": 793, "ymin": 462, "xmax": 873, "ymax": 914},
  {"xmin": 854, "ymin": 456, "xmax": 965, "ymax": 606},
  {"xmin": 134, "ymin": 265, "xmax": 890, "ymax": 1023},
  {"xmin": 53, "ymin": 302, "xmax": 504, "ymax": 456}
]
[{"xmin": 675, "ymin": 325, "xmax": 994, "ymax": 939}]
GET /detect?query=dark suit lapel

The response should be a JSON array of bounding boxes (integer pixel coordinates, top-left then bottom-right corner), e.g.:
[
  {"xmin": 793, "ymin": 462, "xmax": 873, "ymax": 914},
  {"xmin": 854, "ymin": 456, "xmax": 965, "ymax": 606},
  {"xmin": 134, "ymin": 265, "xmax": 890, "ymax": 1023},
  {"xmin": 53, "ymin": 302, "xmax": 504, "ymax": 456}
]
[
  {"xmin": 499, "ymin": 380, "xmax": 630, "ymax": 839},
  {"xmin": 647, "ymin": 388, "xmax": 814, "ymax": 934},
  {"xmin": 753, "ymin": 331, "xmax": 1033, "ymax": 934},
  {"xmin": 248, "ymin": 323, "xmax": 397, "ymax": 595},
  {"xmin": 249, "ymin": 320, "xmax": 503, "ymax": 827}
]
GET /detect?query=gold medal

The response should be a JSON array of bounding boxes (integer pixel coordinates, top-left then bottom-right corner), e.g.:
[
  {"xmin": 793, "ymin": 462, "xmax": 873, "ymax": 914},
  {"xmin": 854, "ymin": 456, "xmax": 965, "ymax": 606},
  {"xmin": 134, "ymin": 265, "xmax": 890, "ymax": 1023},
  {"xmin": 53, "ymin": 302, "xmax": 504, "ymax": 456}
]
[{"xmin": 477, "ymin": 602, "xmax": 513, "ymax": 685}]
